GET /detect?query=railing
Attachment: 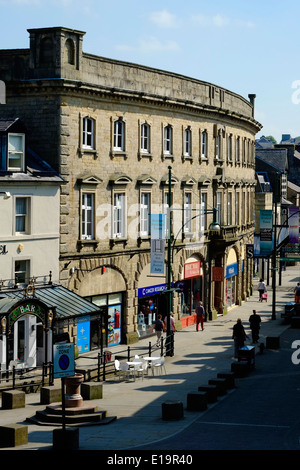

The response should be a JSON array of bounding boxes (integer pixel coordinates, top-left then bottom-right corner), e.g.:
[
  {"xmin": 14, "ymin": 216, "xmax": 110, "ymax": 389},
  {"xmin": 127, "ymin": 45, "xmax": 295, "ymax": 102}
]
[
  {"xmin": 0, "ymin": 362, "xmax": 54, "ymax": 393},
  {"xmin": 77, "ymin": 332, "xmax": 174, "ymax": 382},
  {"xmin": 0, "ymin": 333, "xmax": 174, "ymax": 392}
]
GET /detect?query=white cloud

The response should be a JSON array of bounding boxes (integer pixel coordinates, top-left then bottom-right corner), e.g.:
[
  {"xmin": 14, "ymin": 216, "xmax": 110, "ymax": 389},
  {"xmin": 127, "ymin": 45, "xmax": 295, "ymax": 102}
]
[
  {"xmin": 212, "ymin": 14, "xmax": 230, "ymax": 27},
  {"xmin": 116, "ymin": 36, "xmax": 180, "ymax": 54},
  {"xmin": 149, "ymin": 9, "xmax": 178, "ymax": 28},
  {"xmin": 191, "ymin": 13, "xmax": 255, "ymax": 29}
]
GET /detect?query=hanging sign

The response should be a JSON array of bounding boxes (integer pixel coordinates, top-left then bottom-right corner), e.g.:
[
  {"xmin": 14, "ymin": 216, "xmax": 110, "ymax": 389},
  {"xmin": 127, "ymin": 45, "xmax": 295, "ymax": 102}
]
[
  {"xmin": 260, "ymin": 210, "xmax": 273, "ymax": 256},
  {"xmin": 150, "ymin": 214, "xmax": 165, "ymax": 274},
  {"xmin": 289, "ymin": 206, "xmax": 299, "ymax": 244}
]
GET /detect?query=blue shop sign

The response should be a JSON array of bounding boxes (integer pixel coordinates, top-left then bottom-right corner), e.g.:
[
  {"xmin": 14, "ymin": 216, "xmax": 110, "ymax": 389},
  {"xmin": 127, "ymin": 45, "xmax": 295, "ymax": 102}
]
[
  {"xmin": 138, "ymin": 283, "xmax": 169, "ymax": 298},
  {"xmin": 226, "ymin": 263, "xmax": 238, "ymax": 279}
]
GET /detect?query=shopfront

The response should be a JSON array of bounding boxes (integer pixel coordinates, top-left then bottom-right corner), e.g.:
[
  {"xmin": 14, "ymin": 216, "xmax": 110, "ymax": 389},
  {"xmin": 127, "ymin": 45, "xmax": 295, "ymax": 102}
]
[
  {"xmin": 0, "ymin": 284, "xmax": 105, "ymax": 369},
  {"xmin": 180, "ymin": 258, "xmax": 203, "ymax": 317},
  {"xmin": 85, "ymin": 293, "xmax": 123, "ymax": 349},
  {"xmin": 137, "ymin": 262, "xmax": 169, "ymax": 338},
  {"xmin": 225, "ymin": 249, "xmax": 239, "ymax": 308}
]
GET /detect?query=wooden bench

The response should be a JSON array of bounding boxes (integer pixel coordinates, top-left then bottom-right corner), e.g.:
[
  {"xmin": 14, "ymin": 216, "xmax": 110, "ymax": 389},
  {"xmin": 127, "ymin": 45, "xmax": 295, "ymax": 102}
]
[
  {"xmin": 0, "ymin": 424, "xmax": 28, "ymax": 447},
  {"xmin": 187, "ymin": 391, "xmax": 208, "ymax": 411},
  {"xmin": 81, "ymin": 382, "xmax": 103, "ymax": 400},
  {"xmin": 2, "ymin": 390, "xmax": 25, "ymax": 409}
]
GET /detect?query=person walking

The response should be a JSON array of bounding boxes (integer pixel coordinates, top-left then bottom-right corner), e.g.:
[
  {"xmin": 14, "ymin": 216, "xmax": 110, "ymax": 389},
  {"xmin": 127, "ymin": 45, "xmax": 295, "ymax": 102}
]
[
  {"xmin": 195, "ymin": 301, "xmax": 205, "ymax": 331},
  {"xmin": 153, "ymin": 314, "xmax": 164, "ymax": 346},
  {"xmin": 164, "ymin": 312, "xmax": 176, "ymax": 333},
  {"xmin": 257, "ymin": 278, "xmax": 267, "ymax": 302},
  {"xmin": 232, "ymin": 318, "xmax": 247, "ymax": 358},
  {"xmin": 249, "ymin": 309, "xmax": 261, "ymax": 343},
  {"xmin": 294, "ymin": 283, "xmax": 300, "ymax": 303}
]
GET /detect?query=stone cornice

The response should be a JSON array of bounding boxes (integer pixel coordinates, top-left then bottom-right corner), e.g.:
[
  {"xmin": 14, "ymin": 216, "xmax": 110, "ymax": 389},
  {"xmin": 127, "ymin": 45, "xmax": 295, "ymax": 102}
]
[{"xmin": 8, "ymin": 79, "xmax": 262, "ymax": 134}]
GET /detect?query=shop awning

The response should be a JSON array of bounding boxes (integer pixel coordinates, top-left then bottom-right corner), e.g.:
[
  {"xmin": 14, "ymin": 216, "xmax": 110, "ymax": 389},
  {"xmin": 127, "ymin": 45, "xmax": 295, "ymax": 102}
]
[{"xmin": 0, "ymin": 284, "xmax": 102, "ymax": 320}]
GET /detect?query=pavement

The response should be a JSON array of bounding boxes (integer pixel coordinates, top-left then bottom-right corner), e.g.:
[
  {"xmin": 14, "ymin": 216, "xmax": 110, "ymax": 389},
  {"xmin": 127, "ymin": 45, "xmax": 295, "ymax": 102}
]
[{"xmin": 0, "ymin": 265, "xmax": 300, "ymax": 452}]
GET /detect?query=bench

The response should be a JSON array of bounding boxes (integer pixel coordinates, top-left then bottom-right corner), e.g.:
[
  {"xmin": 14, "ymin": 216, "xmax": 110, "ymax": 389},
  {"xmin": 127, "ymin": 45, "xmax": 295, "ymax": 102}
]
[
  {"xmin": 187, "ymin": 391, "xmax": 208, "ymax": 411},
  {"xmin": 231, "ymin": 361, "xmax": 249, "ymax": 377},
  {"xmin": 0, "ymin": 424, "xmax": 28, "ymax": 447},
  {"xmin": 81, "ymin": 382, "xmax": 103, "ymax": 400},
  {"xmin": 197, "ymin": 385, "xmax": 218, "ymax": 403},
  {"xmin": 40, "ymin": 385, "xmax": 61, "ymax": 405},
  {"xmin": 217, "ymin": 371, "xmax": 235, "ymax": 389},
  {"xmin": 161, "ymin": 401, "xmax": 184, "ymax": 420},
  {"xmin": 208, "ymin": 378, "xmax": 227, "ymax": 396},
  {"xmin": 2, "ymin": 390, "xmax": 25, "ymax": 409}
]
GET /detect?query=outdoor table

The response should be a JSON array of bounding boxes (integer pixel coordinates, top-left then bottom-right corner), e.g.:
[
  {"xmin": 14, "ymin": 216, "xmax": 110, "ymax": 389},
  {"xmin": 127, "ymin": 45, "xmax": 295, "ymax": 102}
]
[{"xmin": 126, "ymin": 361, "xmax": 142, "ymax": 381}]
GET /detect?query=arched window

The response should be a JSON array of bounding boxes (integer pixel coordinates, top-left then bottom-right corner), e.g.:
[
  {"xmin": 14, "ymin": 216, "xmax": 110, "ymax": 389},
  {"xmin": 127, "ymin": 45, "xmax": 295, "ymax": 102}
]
[{"xmin": 65, "ymin": 38, "xmax": 75, "ymax": 65}]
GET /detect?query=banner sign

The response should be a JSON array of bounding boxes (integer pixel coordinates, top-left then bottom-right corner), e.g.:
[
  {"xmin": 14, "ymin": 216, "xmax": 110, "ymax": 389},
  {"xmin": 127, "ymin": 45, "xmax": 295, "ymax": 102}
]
[
  {"xmin": 138, "ymin": 283, "xmax": 168, "ymax": 298},
  {"xmin": 260, "ymin": 210, "xmax": 273, "ymax": 256},
  {"xmin": 289, "ymin": 206, "xmax": 299, "ymax": 244},
  {"xmin": 150, "ymin": 214, "xmax": 165, "ymax": 274}
]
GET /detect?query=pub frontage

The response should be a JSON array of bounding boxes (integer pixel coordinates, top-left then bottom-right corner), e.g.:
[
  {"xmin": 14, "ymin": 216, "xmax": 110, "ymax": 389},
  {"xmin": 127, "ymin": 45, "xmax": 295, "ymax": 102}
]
[{"xmin": 0, "ymin": 283, "xmax": 104, "ymax": 370}]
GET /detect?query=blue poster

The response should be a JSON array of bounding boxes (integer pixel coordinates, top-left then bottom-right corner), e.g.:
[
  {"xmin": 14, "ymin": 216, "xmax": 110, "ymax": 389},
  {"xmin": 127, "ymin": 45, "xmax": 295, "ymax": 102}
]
[{"xmin": 77, "ymin": 315, "xmax": 90, "ymax": 353}]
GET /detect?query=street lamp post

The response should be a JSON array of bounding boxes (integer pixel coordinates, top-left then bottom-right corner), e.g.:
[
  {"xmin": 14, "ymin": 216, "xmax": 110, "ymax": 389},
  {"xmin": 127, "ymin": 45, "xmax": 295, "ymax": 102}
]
[{"xmin": 165, "ymin": 166, "xmax": 220, "ymax": 356}]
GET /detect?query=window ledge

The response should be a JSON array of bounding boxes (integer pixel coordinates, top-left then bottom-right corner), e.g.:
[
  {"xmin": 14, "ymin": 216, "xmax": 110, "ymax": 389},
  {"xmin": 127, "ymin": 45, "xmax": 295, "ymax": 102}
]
[
  {"xmin": 78, "ymin": 148, "xmax": 98, "ymax": 159},
  {"xmin": 110, "ymin": 151, "xmax": 128, "ymax": 159},
  {"xmin": 138, "ymin": 152, "xmax": 153, "ymax": 161},
  {"xmin": 77, "ymin": 239, "xmax": 99, "ymax": 249}
]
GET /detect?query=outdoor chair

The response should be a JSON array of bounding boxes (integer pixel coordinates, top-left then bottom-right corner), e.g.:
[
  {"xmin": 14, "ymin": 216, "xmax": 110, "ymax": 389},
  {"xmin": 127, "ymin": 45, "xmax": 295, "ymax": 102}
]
[
  {"xmin": 151, "ymin": 356, "xmax": 166, "ymax": 375},
  {"xmin": 114, "ymin": 359, "xmax": 130, "ymax": 381},
  {"xmin": 134, "ymin": 358, "xmax": 148, "ymax": 379}
]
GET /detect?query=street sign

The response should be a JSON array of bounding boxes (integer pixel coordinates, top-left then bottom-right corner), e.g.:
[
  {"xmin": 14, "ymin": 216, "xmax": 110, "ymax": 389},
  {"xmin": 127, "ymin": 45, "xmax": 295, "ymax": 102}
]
[
  {"xmin": 246, "ymin": 244, "xmax": 254, "ymax": 259},
  {"xmin": 53, "ymin": 343, "xmax": 75, "ymax": 379}
]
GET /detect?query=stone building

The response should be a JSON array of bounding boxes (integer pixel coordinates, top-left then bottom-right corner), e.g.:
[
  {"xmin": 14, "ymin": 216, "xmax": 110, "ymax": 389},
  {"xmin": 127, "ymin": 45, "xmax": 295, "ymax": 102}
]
[{"xmin": 0, "ymin": 26, "xmax": 262, "ymax": 349}]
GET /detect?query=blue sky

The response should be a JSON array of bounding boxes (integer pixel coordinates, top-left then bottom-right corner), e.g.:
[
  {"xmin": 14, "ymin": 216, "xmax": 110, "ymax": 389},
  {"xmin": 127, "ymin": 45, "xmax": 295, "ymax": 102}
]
[{"xmin": 0, "ymin": 0, "xmax": 300, "ymax": 143}]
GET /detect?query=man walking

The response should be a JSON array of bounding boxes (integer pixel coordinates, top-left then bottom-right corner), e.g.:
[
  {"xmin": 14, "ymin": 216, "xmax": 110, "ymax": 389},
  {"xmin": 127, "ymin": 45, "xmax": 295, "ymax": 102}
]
[
  {"xmin": 195, "ymin": 301, "xmax": 205, "ymax": 331},
  {"xmin": 249, "ymin": 309, "xmax": 261, "ymax": 344}
]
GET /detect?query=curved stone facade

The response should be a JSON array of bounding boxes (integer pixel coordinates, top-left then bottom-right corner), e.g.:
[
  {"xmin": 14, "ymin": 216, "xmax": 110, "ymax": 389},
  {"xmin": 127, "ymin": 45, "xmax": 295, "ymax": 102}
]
[{"xmin": 0, "ymin": 27, "xmax": 262, "ymax": 345}]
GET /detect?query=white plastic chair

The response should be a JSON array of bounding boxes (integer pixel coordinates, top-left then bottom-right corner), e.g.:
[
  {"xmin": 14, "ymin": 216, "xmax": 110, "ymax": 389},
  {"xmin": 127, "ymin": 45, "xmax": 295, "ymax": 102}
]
[
  {"xmin": 115, "ymin": 359, "xmax": 130, "ymax": 381},
  {"xmin": 134, "ymin": 358, "xmax": 148, "ymax": 379},
  {"xmin": 151, "ymin": 356, "xmax": 166, "ymax": 375}
]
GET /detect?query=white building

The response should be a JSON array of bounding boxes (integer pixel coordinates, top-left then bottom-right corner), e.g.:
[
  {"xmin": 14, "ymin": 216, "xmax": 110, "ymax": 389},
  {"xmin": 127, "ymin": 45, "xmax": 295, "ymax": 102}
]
[{"xmin": 0, "ymin": 118, "xmax": 62, "ymax": 368}]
